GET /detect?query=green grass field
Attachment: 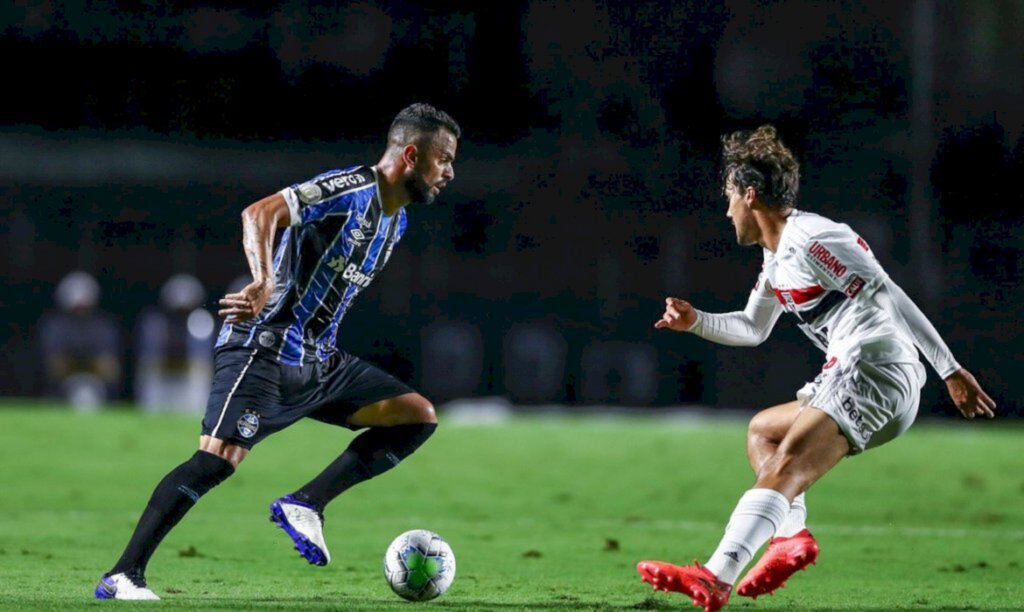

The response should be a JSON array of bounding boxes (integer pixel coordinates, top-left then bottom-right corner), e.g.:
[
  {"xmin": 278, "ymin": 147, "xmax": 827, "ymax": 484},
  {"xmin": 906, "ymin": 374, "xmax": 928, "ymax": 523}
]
[{"xmin": 1, "ymin": 404, "xmax": 1021, "ymax": 611}]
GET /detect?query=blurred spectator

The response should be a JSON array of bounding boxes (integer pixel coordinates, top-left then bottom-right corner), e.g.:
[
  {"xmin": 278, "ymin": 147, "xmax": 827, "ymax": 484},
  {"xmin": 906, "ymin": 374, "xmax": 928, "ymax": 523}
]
[
  {"xmin": 580, "ymin": 341, "xmax": 659, "ymax": 406},
  {"xmin": 134, "ymin": 274, "xmax": 215, "ymax": 413},
  {"xmin": 39, "ymin": 271, "xmax": 121, "ymax": 410},
  {"xmin": 503, "ymin": 320, "xmax": 567, "ymax": 404},
  {"xmin": 420, "ymin": 320, "xmax": 484, "ymax": 401}
]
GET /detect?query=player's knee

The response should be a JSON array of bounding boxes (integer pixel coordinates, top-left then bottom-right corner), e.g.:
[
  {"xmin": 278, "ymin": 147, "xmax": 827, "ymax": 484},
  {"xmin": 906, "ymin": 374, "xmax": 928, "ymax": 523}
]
[
  {"xmin": 392, "ymin": 394, "xmax": 436, "ymax": 424},
  {"xmin": 198, "ymin": 436, "xmax": 250, "ymax": 469},
  {"xmin": 410, "ymin": 399, "xmax": 437, "ymax": 425},
  {"xmin": 748, "ymin": 411, "xmax": 770, "ymax": 439},
  {"xmin": 747, "ymin": 410, "xmax": 779, "ymax": 450}
]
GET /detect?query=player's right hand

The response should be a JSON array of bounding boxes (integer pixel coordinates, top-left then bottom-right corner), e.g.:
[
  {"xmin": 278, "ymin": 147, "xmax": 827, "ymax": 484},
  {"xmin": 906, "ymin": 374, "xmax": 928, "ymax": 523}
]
[
  {"xmin": 654, "ymin": 297, "xmax": 698, "ymax": 332},
  {"xmin": 218, "ymin": 280, "xmax": 274, "ymax": 323}
]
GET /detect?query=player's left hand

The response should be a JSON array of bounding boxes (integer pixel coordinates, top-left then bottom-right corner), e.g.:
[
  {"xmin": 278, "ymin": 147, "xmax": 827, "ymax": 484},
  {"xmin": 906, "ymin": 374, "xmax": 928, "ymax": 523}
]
[
  {"xmin": 944, "ymin": 368, "xmax": 996, "ymax": 419},
  {"xmin": 218, "ymin": 279, "xmax": 274, "ymax": 323}
]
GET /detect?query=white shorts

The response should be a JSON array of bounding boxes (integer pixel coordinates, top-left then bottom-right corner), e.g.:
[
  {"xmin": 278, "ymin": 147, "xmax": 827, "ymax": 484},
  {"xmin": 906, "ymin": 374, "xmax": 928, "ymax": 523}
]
[{"xmin": 796, "ymin": 357, "xmax": 926, "ymax": 454}]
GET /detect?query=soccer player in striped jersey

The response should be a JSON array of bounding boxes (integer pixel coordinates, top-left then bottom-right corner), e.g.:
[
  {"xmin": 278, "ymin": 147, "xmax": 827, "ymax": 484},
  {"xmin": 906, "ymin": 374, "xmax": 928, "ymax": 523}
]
[
  {"xmin": 636, "ymin": 126, "xmax": 996, "ymax": 612},
  {"xmin": 96, "ymin": 103, "xmax": 459, "ymax": 600}
]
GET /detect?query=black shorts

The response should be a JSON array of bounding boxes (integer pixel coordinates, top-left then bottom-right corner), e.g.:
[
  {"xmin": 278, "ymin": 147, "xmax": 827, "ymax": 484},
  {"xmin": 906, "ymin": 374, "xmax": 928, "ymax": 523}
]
[{"xmin": 201, "ymin": 346, "xmax": 416, "ymax": 448}]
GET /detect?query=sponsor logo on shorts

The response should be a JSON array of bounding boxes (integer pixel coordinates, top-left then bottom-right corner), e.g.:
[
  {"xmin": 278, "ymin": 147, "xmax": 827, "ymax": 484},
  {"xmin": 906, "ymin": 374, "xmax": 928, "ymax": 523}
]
[
  {"xmin": 841, "ymin": 396, "xmax": 867, "ymax": 436},
  {"xmin": 237, "ymin": 411, "xmax": 260, "ymax": 439}
]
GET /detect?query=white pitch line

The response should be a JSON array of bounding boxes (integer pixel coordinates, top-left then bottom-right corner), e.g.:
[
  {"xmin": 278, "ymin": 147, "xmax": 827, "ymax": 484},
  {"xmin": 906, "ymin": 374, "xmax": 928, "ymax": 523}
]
[
  {"xmin": 611, "ymin": 519, "xmax": 1024, "ymax": 540},
  {"xmin": 352, "ymin": 515, "xmax": 1024, "ymax": 541},
  {"xmin": 83, "ymin": 511, "xmax": 1024, "ymax": 541}
]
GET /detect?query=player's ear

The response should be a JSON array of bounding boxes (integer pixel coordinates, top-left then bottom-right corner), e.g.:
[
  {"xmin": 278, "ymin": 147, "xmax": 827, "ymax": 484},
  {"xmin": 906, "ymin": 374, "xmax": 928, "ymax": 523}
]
[
  {"xmin": 744, "ymin": 186, "xmax": 758, "ymax": 206},
  {"xmin": 401, "ymin": 144, "xmax": 418, "ymax": 168}
]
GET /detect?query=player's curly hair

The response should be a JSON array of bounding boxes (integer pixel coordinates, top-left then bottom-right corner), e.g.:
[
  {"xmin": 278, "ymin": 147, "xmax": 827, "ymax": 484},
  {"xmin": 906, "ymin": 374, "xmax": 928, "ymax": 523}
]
[
  {"xmin": 721, "ymin": 125, "xmax": 800, "ymax": 210},
  {"xmin": 388, "ymin": 103, "xmax": 461, "ymax": 146}
]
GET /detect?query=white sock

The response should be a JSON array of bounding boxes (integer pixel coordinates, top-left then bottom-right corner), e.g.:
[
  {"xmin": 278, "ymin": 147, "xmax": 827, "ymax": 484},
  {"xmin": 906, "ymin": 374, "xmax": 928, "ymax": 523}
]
[
  {"xmin": 704, "ymin": 488, "xmax": 790, "ymax": 585},
  {"xmin": 776, "ymin": 492, "xmax": 807, "ymax": 537}
]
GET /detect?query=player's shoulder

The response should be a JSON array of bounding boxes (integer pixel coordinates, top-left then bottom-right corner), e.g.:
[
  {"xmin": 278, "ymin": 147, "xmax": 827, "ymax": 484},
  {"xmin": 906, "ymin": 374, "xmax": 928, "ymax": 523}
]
[
  {"xmin": 301, "ymin": 165, "xmax": 376, "ymax": 202},
  {"xmin": 786, "ymin": 210, "xmax": 857, "ymax": 245}
]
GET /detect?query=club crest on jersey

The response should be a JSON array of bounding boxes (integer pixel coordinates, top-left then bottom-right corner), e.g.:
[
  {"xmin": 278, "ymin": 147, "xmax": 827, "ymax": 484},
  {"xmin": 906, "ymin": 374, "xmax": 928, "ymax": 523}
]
[
  {"xmin": 237, "ymin": 411, "xmax": 260, "ymax": 439},
  {"xmin": 297, "ymin": 182, "xmax": 322, "ymax": 204}
]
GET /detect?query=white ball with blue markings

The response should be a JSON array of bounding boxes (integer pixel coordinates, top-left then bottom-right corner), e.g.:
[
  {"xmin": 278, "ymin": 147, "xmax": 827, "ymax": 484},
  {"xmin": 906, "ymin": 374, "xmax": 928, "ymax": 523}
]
[{"xmin": 383, "ymin": 529, "xmax": 456, "ymax": 601}]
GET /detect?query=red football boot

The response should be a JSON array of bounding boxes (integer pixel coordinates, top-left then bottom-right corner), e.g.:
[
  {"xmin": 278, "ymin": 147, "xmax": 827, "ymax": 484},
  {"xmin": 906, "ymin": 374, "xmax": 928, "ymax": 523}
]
[
  {"xmin": 736, "ymin": 529, "xmax": 819, "ymax": 598},
  {"xmin": 637, "ymin": 560, "xmax": 731, "ymax": 612}
]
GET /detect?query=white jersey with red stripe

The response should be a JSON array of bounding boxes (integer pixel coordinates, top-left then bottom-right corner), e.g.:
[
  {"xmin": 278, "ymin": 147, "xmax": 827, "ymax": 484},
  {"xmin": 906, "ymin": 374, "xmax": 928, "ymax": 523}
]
[{"xmin": 756, "ymin": 210, "xmax": 918, "ymax": 364}]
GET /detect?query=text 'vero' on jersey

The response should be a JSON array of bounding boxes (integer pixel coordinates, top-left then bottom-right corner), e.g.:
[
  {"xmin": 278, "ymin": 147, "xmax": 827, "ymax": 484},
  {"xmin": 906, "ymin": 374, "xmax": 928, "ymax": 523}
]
[{"xmin": 217, "ymin": 165, "xmax": 408, "ymax": 365}]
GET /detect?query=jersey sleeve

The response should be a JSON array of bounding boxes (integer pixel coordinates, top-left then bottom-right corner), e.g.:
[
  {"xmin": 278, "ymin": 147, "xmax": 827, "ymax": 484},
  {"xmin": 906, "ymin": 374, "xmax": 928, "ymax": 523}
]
[
  {"xmin": 279, "ymin": 168, "xmax": 371, "ymax": 226},
  {"xmin": 802, "ymin": 227, "xmax": 886, "ymax": 299},
  {"xmin": 873, "ymin": 278, "xmax": 961, "ymax": 378},
  {"xmin": 689, "ymin": 268, "xmax": 784, "ymax": 347}
]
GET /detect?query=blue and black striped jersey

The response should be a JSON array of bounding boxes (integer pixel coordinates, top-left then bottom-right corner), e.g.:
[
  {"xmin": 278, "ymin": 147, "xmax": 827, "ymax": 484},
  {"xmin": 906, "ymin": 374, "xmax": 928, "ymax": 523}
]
[{"xmin": 217, "ymin": 165, "xmax": 408, "ymax": 365}]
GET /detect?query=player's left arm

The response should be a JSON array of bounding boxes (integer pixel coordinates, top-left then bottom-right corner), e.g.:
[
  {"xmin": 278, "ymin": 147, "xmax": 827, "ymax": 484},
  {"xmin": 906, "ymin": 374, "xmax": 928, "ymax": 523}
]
[
  {"xmin": 804, "ymin": 228, "xmax": 996, "ymax": 420},
  {"xmin": 872, "ymin": 279, "xmax": 996, "ymax": 419}
]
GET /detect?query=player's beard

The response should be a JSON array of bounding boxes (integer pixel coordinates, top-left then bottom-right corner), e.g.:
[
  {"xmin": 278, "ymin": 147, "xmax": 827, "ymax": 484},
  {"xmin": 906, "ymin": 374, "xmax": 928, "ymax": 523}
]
[{"xmin": 404, "ymin": 171, "xmax": 436, "ymax": 206}]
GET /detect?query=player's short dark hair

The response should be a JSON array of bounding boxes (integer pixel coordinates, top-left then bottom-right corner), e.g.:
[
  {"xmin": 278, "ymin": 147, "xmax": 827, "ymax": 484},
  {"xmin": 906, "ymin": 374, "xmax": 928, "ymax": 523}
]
[
  {"xmin": 721, "ymin": 125, "xmax": 800, "ymax": 210},
  {"xmin": 387, "ymin": 103, "xmax": 461, "ymax": 147}
]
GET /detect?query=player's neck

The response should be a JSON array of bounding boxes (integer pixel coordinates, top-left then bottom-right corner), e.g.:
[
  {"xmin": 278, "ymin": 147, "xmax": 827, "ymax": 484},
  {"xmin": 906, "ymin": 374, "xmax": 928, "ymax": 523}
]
[
  {"xmin": 756, "ymin": 210, "xmax": 791, "ymax": 252},
  {"xmin": 372, "ymin": 161, "xmax": 409, "ymax": 216}
]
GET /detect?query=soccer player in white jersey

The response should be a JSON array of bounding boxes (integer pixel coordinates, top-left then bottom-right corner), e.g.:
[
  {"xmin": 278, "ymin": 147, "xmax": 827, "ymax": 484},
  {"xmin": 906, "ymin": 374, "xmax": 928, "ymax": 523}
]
[{"xmin": 636, "ymin": 125, "xmax": 996, "ymax": 612}]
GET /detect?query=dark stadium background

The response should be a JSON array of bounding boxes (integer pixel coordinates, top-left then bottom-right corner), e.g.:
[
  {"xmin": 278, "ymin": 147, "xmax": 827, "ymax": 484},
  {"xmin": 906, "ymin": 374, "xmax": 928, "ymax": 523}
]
[{"xmin": 2, "ymin": 1, "xmax": 1021, "ymax": 416}]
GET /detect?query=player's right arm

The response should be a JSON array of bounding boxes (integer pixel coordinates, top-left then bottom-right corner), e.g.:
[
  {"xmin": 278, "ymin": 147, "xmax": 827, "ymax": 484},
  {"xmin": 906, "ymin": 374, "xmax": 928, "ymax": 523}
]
[
  {"xmin": 655, "ymin": 276, "xmax": 783, "ymax": 346},
  {"xmin": 217, "ymin": 193, "xmax": 291, "ymax": 323}
]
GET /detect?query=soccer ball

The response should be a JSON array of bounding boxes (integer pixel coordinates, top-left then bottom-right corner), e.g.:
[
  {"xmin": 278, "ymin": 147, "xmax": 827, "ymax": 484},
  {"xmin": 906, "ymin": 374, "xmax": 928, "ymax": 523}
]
[{"xmin": 383, "ymin": 529, "xmax": 456, "ymax": 601}]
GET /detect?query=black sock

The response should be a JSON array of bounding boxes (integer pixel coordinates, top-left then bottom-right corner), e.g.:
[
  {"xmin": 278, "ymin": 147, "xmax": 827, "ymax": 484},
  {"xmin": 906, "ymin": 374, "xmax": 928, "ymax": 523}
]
[
  {"xmin": 292, "ymin": 423, "xmax": 437, "ymax": 512},
  {"xmin": 109, "ymin": 450, "xmax": 235, "ymax": 580}
]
